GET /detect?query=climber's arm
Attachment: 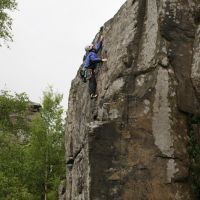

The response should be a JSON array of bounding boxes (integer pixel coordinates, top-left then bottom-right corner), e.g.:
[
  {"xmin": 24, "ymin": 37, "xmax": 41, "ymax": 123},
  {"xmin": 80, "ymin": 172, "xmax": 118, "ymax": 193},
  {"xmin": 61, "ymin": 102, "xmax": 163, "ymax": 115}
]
[
  {"xmin": 90, "ymin": 53, "xmax": 102, "ymax": 63},
  {"xmin": 95, "ymin": 41, "xmax": 103, "ymax": 53}
]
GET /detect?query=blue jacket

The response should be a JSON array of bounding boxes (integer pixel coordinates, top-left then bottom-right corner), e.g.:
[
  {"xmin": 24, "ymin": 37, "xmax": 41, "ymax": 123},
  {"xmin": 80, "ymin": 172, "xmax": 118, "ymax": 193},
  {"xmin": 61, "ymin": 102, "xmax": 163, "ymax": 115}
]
[{"xmin": 84, "ymin": 41, "xmax": 102, "ymax": 69}]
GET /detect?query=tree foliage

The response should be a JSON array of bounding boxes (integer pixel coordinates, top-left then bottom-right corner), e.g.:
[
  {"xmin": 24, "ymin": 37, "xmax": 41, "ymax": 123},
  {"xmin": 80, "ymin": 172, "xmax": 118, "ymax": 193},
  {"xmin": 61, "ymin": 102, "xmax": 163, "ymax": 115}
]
[
  {"xmin": 24, "ymin": 87, "xmax": 65, "ymax": 199},
  {"xmin": 0, "ymin": 90, "xmax": 33, "ymax": 199},
  {"xmin": 0, "ymin": 88, "xmax": 65, "ymax": 200},
  {"xmin": 0, "ymin": 0, "xmax": 17, "ymax": 45},
  {"xmin": 188, "ymin": 114, "xmax": 200, "ymax": 198}
]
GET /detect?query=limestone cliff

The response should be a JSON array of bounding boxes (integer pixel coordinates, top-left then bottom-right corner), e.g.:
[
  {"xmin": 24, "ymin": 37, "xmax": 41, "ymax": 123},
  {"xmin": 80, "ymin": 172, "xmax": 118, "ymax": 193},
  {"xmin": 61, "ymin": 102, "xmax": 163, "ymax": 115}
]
[{"xmin": 65, "ymin": 0, "xmax": 200, "ymax": 199}]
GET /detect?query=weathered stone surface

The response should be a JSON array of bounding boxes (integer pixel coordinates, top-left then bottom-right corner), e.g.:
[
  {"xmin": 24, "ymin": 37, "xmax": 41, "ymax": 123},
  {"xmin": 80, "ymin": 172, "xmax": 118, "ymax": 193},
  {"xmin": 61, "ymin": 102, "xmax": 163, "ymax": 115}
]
[
  {"xmin": 65, "ymin": 0, "xmax": 200, "ymax": 199},
  {"xmin": 58, "ymin": 180, "xmax": 66, "ymax": 200},
  {"xmin": 192, "ymin": 25, "xmax": 200, "ymax": 100}
]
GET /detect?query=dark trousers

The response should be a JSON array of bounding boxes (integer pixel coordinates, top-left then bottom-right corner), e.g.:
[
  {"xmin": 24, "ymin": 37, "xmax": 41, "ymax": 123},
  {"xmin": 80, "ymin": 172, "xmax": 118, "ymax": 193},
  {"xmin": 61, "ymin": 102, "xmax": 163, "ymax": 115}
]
[{"xmin": 88, "ymin": 67, "xmax": 97, "ymax": 95}]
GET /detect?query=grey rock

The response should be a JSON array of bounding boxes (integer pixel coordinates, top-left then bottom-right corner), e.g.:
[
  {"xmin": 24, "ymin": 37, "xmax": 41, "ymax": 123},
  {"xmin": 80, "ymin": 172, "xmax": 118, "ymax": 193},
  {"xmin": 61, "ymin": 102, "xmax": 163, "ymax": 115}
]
[{"xmin": 65, "ymin": 0, "xmax": 200, "ymax": 199}]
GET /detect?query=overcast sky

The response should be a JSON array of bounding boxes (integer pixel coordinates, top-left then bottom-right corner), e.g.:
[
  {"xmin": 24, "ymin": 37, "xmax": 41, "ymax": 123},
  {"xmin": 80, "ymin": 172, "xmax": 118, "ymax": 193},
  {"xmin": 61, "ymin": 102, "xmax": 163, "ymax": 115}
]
[{"xmin": 0, "ymin": 0, "xmax": 126, "ymax": 109}]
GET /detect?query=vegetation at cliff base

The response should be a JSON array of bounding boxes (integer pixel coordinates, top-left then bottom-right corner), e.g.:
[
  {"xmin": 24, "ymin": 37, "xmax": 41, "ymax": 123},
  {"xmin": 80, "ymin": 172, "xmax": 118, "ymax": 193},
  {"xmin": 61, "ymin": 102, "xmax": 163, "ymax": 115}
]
[
  {"xmin": 188, "ymin": 114, "xmax": 200, "ymax": 198},
  {"xmin": 25, "ymin": 87, "xmax": 65, "ymax": 199},
  {"xmin": 0, "ymin": 91, "xmax": 31, "ymax": 199},
  {"xmin": 0, "ymin": 88, "xmax": 65, "ymax": 200}
]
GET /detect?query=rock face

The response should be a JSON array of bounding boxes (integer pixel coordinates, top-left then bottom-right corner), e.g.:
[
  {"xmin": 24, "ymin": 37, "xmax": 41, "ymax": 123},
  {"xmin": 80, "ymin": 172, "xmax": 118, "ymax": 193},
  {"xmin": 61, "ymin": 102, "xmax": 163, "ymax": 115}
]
[{"xmin": 65, "ymin": 0, "xmax": 200, "ymax": 199}]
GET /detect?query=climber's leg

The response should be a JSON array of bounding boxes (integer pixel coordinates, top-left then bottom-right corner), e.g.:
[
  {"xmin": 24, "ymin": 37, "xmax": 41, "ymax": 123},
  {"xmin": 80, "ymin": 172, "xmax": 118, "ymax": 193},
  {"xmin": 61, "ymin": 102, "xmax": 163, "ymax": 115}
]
[{"xmin": 88, "ymin": 72, "xmax": 97, "ymax": 98}]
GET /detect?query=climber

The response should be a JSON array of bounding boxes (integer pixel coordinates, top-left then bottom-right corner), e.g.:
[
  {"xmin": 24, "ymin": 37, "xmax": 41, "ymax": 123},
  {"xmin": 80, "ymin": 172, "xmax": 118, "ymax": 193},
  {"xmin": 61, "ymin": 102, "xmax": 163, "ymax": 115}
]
[{"xmin": 84, "ymin": 35, "xmax": 107, "ymax": 99}]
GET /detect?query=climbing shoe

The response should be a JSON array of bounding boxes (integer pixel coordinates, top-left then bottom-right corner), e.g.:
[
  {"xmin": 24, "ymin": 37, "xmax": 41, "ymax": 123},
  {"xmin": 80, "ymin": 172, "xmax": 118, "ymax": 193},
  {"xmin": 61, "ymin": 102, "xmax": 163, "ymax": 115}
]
[{"xmin": 90, "ymin": 94, "xmax": 98, "ymax": 99}]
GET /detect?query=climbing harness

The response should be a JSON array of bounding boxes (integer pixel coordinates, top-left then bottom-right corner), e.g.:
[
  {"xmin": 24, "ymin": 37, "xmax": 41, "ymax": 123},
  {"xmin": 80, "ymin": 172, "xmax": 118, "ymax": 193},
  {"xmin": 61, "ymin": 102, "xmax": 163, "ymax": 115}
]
[{"xmin": 79, "ymin": 68, "xmax": 93, "ymax": 83}]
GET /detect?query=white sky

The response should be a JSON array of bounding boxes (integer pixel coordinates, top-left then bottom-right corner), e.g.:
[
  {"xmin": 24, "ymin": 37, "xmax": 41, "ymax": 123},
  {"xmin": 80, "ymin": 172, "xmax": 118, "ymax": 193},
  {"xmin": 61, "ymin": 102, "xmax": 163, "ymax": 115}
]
[{"xmin": 0, "ymin": 0, "xmax": 126, "ymax": 109}]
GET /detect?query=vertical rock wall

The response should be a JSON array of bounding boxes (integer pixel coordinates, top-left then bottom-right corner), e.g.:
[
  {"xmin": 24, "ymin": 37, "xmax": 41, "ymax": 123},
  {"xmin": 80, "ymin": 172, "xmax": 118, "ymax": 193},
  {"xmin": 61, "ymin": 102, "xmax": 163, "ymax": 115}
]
[{"xmin": 65, "ymin": 0, "xmax": 200, "ymax": 199}]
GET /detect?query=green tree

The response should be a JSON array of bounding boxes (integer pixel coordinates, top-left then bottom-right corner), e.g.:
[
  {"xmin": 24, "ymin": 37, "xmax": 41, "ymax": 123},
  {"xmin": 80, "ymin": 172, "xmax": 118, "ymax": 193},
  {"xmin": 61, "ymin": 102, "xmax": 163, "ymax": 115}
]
[
  {"xmin": 0, "ymin": 0, "xmax": 17, "ymax": 45},
  {"xmin": 25, "ymin": 87, "xmax": 65, "ymax": 200},
  {"xmin": 0, "ymin": 90, "xmax": 34, "ymax": 199},
  {"xmin": 0, "ymin": 88, "xmax": 65, "ymax": 199}
]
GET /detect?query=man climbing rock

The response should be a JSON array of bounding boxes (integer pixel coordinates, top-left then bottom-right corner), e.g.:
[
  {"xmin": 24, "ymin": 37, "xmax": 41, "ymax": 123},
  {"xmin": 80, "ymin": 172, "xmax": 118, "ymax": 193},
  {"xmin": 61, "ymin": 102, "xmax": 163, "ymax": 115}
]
[{"xmin": 84, "ymin": 36, "xmax": 107, "ymax": 99}]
